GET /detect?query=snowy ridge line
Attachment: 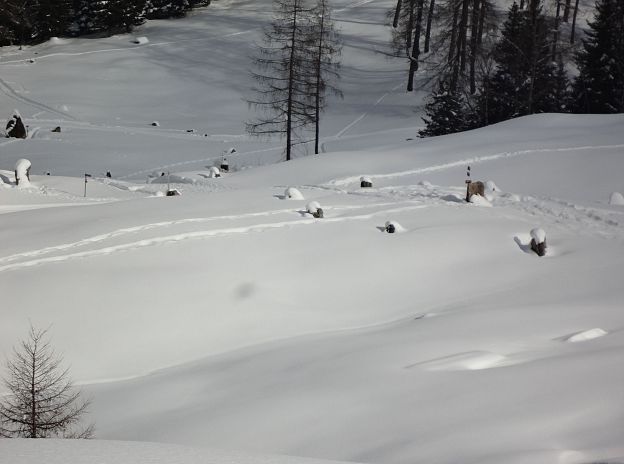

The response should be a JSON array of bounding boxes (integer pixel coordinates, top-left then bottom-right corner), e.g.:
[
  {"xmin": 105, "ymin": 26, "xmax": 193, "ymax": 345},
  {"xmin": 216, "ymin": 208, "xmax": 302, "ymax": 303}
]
[
  {"xmin": 324, "ymin": 143, "xmax": 624, "ymax": 187},
  {"xmin": 0, "ymin": 205, "xmax": 427, "ymax": 272},
  {"xmin": 0, "ymin": 76, "xmax": 79, "ymax": 121},
  {"xmin": 0, "ymin": 30, "xmax": 255, "ymax": 65}
]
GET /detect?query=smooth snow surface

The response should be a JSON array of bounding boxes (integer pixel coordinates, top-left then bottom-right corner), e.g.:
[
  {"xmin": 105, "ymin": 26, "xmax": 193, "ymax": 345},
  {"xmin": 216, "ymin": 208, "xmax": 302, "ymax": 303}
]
[{"xmin": 1, "ymin": 1, "xmax": 624, "ymax": 464}]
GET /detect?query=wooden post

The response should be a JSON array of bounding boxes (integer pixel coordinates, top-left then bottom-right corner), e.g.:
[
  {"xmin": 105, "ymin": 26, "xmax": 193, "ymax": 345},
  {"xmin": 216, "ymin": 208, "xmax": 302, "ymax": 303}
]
[
  {"xmin": 465, "ymin": 165, "xmax": 471, "ymax": 202},
  {"xmin": 84, "ymin": 173, "xmax": 92, "ymax": 197}
]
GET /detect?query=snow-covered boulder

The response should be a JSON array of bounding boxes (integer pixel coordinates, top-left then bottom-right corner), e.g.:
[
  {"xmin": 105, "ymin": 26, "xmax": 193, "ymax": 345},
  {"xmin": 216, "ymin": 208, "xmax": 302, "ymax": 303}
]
[
  {"xmin": 132, "ymin": 36, "xmax": 149, "ymax": 45},
  {"xmin": 5, "ymin": 110, "xmax": 27, "ymax": 139},
  {"xmin": 609, "ymin": 192, "xmax": 624, "ymax": 206},
  {"xmin": 306, "ymin": 201, "xmax": 323, "ymax": 218},
  {"xmin": 530, "ymin": 227, "xmax": 547, "ymax": 257},
  {"xmin": 360, "ymin": 176, "xmax": 373, "ymax": 188},
  {"xmin": 14, "ymin": 158, "xmax": 32, "ymax": 186},
  {"xmin": 485, "ymin": 180, "xmax": 499, "ymax": 193},
  {"xmin": 208, "ymin": 167, "xmax": 221, "ymax": 178},
  {"xmin": 284, "ymin": 187, "xmax": 304, "ymax": 200},
  {"xmin": 151, "ymin": 121, "xmax": 160, "ymax": 127},
  {"xmin": 384, "ymin": 220, "xmax": 404, "ymax": 233},
  {"xmin": 226, "ymin": 147, "xmax": 237, "ymax": 154}
]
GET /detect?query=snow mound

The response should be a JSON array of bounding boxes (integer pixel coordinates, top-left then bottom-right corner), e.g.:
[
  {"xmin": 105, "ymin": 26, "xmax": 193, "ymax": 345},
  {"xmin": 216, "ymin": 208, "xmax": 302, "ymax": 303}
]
[
  {"xmin": 609, "ymin": 192, "xmax": 624, "ymax": 206},
  {"xmin": 485, "ymin": 180, "xmax": 499, "ymax": 192},
  {"xmin": 384, "ymin": 220, "xmax": 405, "ymax": 233},
  {"xmin": 14, "ymin": 158, "xmax": 32, "ymax": 187},
  {"xmin": 49, "ymin": 36, "xmax": 66, "ymax": 45},
  {"xmin": 306, "ymin": 201, "xmax": 321, "ymax": 214},
  {"xmin": 360, "ymin": 176, "xmax": 372, "ymax": 183},
  {"xmin": 284, "ymin": 187, "xmax": 304, "ymax": 200},
  {"xmin": 530, "ymin": 228, "xmax": 546, "ymax": 243},
  {"xmin": 209, "ymin": 167, "xmax": 221, "ymax": 178},
  {"xmin": 418, "ymin": 180, "xmax": 433, "ymax": 188},
  {"xmin": 469, "ymin": 194, "xmax": 492, "ymax": 207},
  {"xmin": 565, "ymin": 328, "xmax": 608, "ymax": 343},
  {"xmin": 132, "ymin": 36, "xmax": 149, "ymax": 45},
  {"xmin": 151, "ymin": 121, "xmax": 160, "ymax": 127},
  {"xmin": 415, "ymin": 351, "xmax": 506, "ymax": 371}
]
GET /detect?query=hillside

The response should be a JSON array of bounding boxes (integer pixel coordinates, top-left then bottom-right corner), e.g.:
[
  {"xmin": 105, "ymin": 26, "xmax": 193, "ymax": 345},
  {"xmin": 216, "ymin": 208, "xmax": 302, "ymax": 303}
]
[{"xmin": 1, "ymin": 1, "xmax": 624, "ymax": 464}]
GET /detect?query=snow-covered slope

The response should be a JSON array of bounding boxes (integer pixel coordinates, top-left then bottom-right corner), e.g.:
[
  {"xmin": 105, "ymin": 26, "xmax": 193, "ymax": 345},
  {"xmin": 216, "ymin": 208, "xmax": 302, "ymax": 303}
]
[{"xmin": 1, "ymin": 1, "xmax": 623, "ymax": 464}]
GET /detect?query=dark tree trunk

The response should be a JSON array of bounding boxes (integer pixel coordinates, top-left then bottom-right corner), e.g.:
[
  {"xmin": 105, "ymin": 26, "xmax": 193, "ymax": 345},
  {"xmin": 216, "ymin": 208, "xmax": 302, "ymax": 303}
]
[
  {"xmin": 407, "ymin": 0, "xmax": 425, "ymax": 91},
  {"xmin": 570, "ymin": 0, "xmax": 579, "ymax": 43},
  {"xmin": 393, "ymin": 0, "xmax": 403, "ymax": 27},
  {"xmin": 563, "ymin": 0, "xmax": 571, "ymax": 22},
  {"xmin": 424, "ymin": 0, "xmax": 435, "ymax": 52},
  {"xmin": 469, "ymin": 0, "xmax": 480, "ymax": 93}
]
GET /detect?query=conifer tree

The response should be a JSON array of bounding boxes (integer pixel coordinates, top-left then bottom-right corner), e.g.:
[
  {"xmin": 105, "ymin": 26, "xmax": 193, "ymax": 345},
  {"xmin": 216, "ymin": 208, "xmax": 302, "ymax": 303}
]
[
  {"xmin": 34, "ymin": 0, "xmax": 73, "ymax": 41},
  {"xmin": 419, "ymin": 79, "xmax": 467, "ymax": 137},
  {"xmin": 146, "ymin": 0, "xmax": 189, "ymax": 19},
  {"xmin": 572, "ymin": 0, "xmax": 624, "ymax": 113},
  {"xmin": 478, "ymin": 1, "xmax": 558, "ymax": 124},
  {"xmin": 105, "ymin": 0, "xmax": 148, "ymax": 33}
]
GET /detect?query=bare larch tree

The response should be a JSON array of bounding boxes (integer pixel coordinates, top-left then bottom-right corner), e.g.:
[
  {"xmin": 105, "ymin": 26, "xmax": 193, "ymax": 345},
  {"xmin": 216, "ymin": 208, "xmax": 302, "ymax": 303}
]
[
  {"xmin": 247, "ymin": 0, "xmax": 317, "ymax": 161},
  {"xmin": 0, "ymin": 325, "xmax": 94, "ymax": 438}
]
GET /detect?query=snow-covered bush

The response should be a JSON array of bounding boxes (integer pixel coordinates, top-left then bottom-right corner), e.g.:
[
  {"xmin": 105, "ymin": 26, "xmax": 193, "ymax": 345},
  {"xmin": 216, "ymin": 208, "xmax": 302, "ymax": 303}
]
[
  {"xmin": 14, "ymin": 158, "xmax": 32, "ymax": 187},
  {"xmin": 284, "ymin": 187, "xmax": 304, "ymax": 200},
  {"xmin": 609, "ymin": 192, "xmax": 624, "ymax": 206}
]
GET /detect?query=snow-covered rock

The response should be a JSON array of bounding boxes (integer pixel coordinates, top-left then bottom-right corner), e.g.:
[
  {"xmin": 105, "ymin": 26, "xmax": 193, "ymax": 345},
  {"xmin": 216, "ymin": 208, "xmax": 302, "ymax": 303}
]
[
  {"xmin": 14, "ymin": 158, "xmax": 32, "ymax": 187},
  {"xmin": 530, "ymin": 228, "xmax": 546, "ymax": 244},
  {"xmin": 609, "ymin": 192, "xmax": 624, "ymax": 206},
  {"xmin": 132, "ymin": 36, "xmax": 149, "ymax": 45},
  {"xmin": 284, "ymin": 187, "xmax": 304, "ymax": 200},
  {"xmin": 209, "ymin": 167, "xmax": 221, "ymax": 178},
  {"xmin": 151, "ymin": 121, "xmax": 160, "ymax": 127},
  {"xmin": 306, "ymin": 201, "xmax": 322, "ymax": 217},
  {"xmin": 485, "ymin": 180, "xmax": 499, "ymax": 192},
  {"xmin": 384, "ymin": 220, "xmax": 404, "ymax": 233}
]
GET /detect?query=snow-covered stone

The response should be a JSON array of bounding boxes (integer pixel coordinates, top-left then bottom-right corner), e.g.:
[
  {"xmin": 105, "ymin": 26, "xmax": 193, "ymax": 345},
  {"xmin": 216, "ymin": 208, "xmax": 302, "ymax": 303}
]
[
  {"xmin": 306, "ymin": 201, "xmax": 323, "ymax": 217},
  {"xmin": 530, "ymin": 228, "xmax": 546, "ymax": 244},
  {"xmin": 284, "ymin": 187, "xmax": 304, "ymax": 200},
  {"xmin": 151, "ymin": 121, "xmax": 160, "ymax": 127},
  {"xmin": 14, "ymin": 158, "xmax": 32, "ymax": 186},
  {"xmin": 132, "ymin": 36, "xmax": 149, "ymax": 45},
  {"xmin": 208, "ymin": 167, "xmax": 221, "ymax": 178},
  {"xmin": 485, "ymin": 180, "xmax": 499, "ymax": 192},
  {"xmin": 609, "ymin": 192, "xmax": 624, "ymax": 206},
  {"xmin": 360, "ymin": 176, "xmax": 373, "ymax": 188},
  {"xmin": 384, "ymin": 220, "xmax": 404, "ymax": 233}
]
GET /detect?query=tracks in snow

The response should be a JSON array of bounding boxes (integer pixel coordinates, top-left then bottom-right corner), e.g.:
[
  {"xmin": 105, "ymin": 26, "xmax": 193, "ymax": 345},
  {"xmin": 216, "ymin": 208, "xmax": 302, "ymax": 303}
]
[
  {"xmin": 0, "ymin": 76, "xmax": 79, "ymax": 121},
  {"xmin": 0, "ymin": 202, "xmax": 427, "ymax": 273}
]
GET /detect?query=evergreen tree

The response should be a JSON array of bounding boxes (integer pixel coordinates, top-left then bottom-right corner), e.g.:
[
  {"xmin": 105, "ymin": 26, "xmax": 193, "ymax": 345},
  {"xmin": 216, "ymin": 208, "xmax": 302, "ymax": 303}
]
[
  {"xmin": 572, "ymin": 0, "xmax": 624, "ymax": 113},
  {"xmin": 71, "ymin": 0, "xmax": 108, "ymax": 35},
  {"xmin": 34, "ymin": 0, "xmax": 73, "ymax": 41},
  {"xmin": 105, "ymin": 0, "xmax": 148, "ymax": 33},
  {"xmin": 478, "ymin": 1, "xmax": 559, "ymax": 124},
  {"xmin": 146, "ymin": 0, "xmax": 188, "ymax": 19},
  {"xmin": 419, "ymin": 79, "xmax": 468, "ymax": 137}
]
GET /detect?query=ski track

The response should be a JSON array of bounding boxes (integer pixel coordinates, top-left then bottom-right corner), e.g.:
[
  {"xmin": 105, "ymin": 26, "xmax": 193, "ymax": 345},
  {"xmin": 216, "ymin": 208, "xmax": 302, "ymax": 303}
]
[
  {"xmin": 324, "ymin": 143, "xmax": 624, "ymax": 187},
  {"xmin": 335, "ymin": 0, "xmax": 378, "ymax": 13},
  {"xmin": 0, "ymin": 204, "xmax": 427, "ymax": 273},
  {"xmin": 0, "ymin": 30, "xmax": 255, "ymax": 66},
  {"xmin": 0, "ymin": 76, "xmax": 79, "ymax": 121}
]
